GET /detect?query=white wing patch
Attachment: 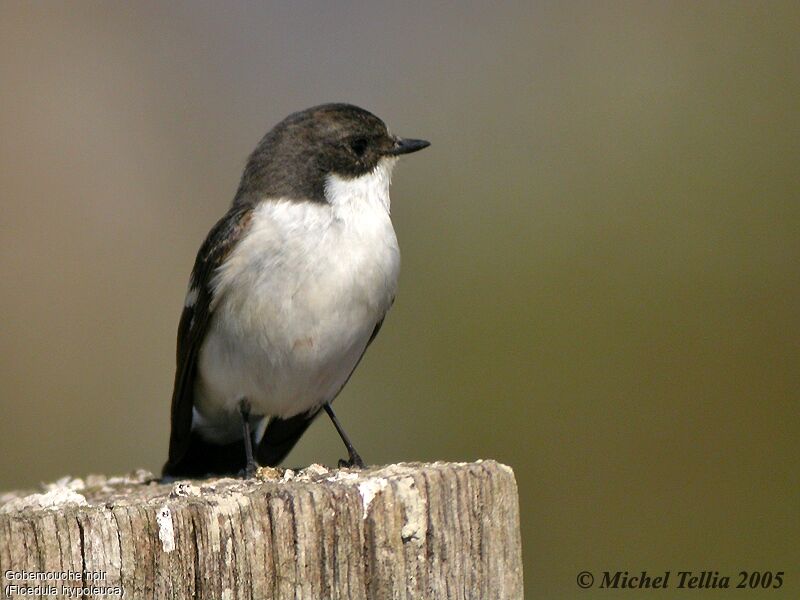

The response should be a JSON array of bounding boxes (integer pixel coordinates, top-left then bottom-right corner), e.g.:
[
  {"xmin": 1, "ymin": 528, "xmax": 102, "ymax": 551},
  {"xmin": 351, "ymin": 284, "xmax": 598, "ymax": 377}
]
[{"xmin": 184, "ymin": 286, "xmax": 199, "ymax": 308}]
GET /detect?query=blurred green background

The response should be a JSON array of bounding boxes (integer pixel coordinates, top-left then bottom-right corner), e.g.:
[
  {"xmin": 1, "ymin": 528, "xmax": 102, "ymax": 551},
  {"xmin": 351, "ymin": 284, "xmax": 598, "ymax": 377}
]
[{"xmin": 1, "ymin": 2, "xmax": 798, "ymax": 598}]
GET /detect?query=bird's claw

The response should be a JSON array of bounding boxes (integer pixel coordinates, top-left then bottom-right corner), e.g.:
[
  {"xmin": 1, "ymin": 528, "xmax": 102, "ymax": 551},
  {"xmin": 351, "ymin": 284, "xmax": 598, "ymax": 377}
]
[{"xmin": 338, "ymin": 455, "xmax": 366, "ymax": 470}]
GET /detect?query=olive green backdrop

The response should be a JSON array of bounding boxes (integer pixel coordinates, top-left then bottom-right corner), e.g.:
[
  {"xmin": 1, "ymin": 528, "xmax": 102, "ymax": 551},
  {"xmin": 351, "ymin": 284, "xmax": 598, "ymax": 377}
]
[{"xmin": 1, "ymin": 2, "xmax": 797, "ymax": 598}]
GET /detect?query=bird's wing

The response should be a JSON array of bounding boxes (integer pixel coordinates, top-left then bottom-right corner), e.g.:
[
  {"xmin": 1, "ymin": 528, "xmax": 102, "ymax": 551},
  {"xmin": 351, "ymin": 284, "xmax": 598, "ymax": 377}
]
[
  {"xmin": 256, "ymin": 312, "xmax": 390, "ymax": 466},
  {"xmin": 163, "ymin": 203, "xmax": 254, "ymax": 476}
]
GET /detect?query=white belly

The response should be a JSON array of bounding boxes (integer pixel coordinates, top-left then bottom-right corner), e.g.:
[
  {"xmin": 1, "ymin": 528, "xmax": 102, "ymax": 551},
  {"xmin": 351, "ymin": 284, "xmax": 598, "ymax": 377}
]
[{"xmin": 192, "ymin": 163, "xmax": 400, "ymax": 443}]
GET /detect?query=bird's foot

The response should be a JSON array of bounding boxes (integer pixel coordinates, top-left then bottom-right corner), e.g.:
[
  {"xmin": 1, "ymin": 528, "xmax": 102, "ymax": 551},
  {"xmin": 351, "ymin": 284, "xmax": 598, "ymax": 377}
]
[
  {"xmin": 240, "ymin": 461, "xmax": 258, "ymax": 479},
  {"xmin": 338, "ymin": 453, "xmax": 366, "ymax": 470}
]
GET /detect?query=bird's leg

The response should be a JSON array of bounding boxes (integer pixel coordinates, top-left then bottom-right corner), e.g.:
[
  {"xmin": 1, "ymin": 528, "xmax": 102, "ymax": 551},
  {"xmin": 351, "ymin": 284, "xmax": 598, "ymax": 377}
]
[
  {"xmin": 238, "ymin": 398, "xmax": 258, "ymax": 478},
  {"xmin": 323, "ymin": 402, "xmax": 366, "ymax": 469}
]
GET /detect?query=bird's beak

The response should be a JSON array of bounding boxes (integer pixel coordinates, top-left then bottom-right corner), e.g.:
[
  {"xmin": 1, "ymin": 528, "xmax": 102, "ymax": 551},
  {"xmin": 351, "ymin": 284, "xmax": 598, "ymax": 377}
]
[{"xmin": 388, "ymin": 137, "xmax": 430, "ymax": 156}]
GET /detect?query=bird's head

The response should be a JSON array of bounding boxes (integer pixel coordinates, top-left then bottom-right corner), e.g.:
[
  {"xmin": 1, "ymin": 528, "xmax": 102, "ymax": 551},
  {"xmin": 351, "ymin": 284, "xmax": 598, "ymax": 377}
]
[{"xmin": 237, "ymin": 103, "xmax": 429, "ymax": 204}]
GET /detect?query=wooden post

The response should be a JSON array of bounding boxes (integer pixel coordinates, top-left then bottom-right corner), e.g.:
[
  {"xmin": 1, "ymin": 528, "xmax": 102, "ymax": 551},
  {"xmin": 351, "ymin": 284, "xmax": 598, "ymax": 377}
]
[{"xmin": 0, "ymin": 461, "xmax": 522, "ymax": 599}]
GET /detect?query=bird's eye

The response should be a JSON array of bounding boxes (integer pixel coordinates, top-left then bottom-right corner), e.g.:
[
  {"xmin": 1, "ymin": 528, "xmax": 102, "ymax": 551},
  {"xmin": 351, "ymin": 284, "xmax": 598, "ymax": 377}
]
[{"xmin": 349, "ymin": 137, "xmax": 368, "ymax": 157}]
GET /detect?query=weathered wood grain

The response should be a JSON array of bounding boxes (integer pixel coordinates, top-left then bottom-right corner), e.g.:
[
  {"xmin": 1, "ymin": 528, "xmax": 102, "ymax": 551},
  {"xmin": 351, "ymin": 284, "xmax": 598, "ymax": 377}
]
[{"xmin": 0, "ymin": 461, "xmax": 522, "ymax": 599}]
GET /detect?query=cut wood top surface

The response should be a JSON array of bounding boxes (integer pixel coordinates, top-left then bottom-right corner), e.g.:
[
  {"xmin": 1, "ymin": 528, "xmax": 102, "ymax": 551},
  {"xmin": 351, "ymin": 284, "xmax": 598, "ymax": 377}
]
[{"xmin": 0, "ymin": 461, "xmax": 523, "ymax": 599}]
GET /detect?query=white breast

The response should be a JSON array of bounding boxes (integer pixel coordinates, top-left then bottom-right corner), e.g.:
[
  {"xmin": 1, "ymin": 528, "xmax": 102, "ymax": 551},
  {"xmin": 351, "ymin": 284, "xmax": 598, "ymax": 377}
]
[{"xmin": 192, "ymin": 158, "xmax": 401, "ymax": 443}]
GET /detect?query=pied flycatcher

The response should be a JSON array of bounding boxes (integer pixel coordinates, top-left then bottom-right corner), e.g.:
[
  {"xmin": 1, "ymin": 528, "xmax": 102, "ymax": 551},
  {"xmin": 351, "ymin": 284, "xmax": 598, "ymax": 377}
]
[{"xmin": 163, "ymin": 104, "xmax": 429, "ymax": 477}]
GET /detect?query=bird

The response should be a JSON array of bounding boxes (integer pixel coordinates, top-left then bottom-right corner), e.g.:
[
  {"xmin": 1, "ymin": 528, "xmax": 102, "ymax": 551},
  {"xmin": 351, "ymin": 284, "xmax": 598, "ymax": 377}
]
[{"xmin": 162, "ymin": 103, "xmax": 429, "ymax": 478}]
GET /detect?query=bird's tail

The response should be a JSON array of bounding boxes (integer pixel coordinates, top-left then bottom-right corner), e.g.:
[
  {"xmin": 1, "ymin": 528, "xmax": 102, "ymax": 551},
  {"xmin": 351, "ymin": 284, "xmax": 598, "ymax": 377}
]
[
  {"xmin": 256, "ymin": 410, "xmax": 321, "ymax": 467},
  {"xmin": 162, "ymin": 431, "xmax": 247, "ymax": 479}
]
